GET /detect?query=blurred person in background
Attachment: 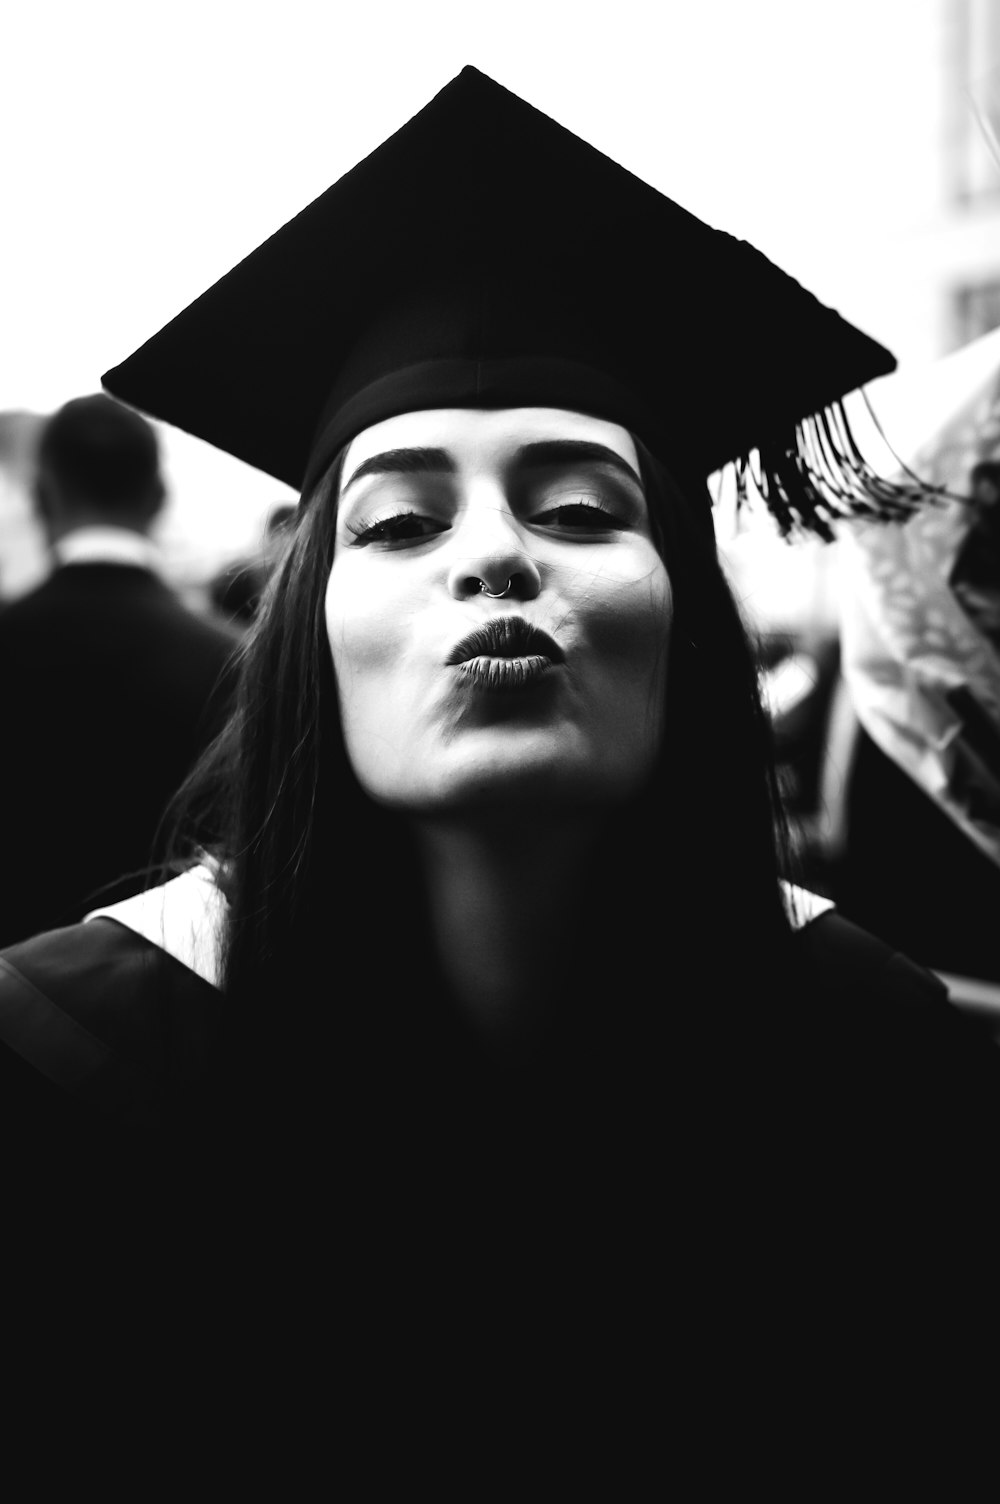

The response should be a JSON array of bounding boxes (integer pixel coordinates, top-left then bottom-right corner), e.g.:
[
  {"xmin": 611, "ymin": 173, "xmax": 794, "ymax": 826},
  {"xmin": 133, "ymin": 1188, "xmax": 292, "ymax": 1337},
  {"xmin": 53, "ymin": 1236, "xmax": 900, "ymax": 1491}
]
[
  {"xmin": 766, "ymin": 623, "xmax": 842, "ymax": 853},
  {"xmin": 0, "ymin": 394, "xmax": 239, "ymax": 945},
  {"xmin": 820, "ymin": 444, "xmax": 1000, "ymax": 982},
  {"xmin": 950, "ymin": 459, "xmax": 1000, "ymax": 648},
  {"xmin": 208, "ymin": 501, "xmax": 297, "ymax": 626}
]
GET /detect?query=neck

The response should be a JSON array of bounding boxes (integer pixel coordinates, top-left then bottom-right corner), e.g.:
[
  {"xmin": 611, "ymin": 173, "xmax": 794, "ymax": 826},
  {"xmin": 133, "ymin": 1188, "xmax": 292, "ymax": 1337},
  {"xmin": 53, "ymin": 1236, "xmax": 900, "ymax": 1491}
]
[{"xmin": 411, "ymin": 810, "xmax": 611, "ymax": 1049}]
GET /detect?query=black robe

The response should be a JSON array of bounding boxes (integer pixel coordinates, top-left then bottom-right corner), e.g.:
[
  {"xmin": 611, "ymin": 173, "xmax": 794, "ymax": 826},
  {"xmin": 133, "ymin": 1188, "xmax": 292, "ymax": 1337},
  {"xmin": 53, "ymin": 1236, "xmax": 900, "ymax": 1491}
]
[
  {"xmin": 2, "ymin": 909, "xmax": 997, "ymax": 1218},
  {"xmin": 2, "ymin": 909, "xmax": 999, "ymax": 1450}
]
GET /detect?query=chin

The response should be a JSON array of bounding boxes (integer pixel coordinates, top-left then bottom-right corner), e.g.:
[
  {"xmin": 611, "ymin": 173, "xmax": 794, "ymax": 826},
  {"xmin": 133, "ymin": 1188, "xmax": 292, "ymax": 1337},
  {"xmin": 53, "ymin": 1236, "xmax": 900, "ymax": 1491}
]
[{"xmin": 370, "ymin": 749, "xmax": 656, "ymax": 816}]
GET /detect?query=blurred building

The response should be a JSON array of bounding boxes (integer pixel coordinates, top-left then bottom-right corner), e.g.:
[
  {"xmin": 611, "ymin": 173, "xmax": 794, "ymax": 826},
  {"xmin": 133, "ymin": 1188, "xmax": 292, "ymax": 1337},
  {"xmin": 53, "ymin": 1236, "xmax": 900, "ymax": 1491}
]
[
  {"xmin": 934, "ymin": 1, "xmax": 1000, "ymax": 352},
  {"xmin": 721, "ymin": 0, "xmax": 1000, "ymax": 633},
  {"xmin": 791, "ymin": 0, "xmax": 1000, "ymax": 371}
]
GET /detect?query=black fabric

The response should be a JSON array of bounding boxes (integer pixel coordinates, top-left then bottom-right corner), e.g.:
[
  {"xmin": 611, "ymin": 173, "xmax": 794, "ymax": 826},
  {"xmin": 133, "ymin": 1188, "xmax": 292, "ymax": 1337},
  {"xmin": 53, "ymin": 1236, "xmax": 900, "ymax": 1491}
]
[
  {"xmin": 2, "ymin": 911, "xmax": 998, "ymax": 1451},
  {"xmin": 0, "ymin": 563, "xmax": 240, "ymax": 944},
  {"xmin": 833, "ymin": 726, "xmax": 1000, "ymax": 981},
  {"xmin": 0, "ymin": 918, "xmax": 221, "ymax": 1093},
  {"xmin": 101, "ymin": 66, "xmax": 895, "ymax": 498},
  {"xmin": 1, "ymin": 908, "xmax": 997, "ymax": 1205}
]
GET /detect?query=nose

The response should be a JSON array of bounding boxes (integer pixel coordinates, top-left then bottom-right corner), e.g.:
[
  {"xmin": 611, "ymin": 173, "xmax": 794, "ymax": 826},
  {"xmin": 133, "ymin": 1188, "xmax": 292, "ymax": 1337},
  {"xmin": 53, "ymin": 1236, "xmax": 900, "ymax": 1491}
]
[{"xmin": 446, "ymin": 503, "xmax": 542, "ymax": 602}]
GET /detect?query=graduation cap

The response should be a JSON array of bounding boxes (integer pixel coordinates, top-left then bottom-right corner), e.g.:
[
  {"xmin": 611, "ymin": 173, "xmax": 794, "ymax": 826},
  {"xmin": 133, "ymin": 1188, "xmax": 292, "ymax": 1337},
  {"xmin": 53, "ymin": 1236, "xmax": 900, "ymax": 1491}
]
[{"xmin": 102, "ymin": 65, "xmax": 927, "ymax": 538}]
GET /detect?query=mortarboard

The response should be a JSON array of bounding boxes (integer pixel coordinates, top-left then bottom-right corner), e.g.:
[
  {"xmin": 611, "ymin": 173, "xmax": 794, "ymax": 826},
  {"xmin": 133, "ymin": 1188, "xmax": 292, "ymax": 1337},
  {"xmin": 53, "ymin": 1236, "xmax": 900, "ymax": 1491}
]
[{"xmin": 102, "ymin": 66, "xmax": 925, "ymax": 538}]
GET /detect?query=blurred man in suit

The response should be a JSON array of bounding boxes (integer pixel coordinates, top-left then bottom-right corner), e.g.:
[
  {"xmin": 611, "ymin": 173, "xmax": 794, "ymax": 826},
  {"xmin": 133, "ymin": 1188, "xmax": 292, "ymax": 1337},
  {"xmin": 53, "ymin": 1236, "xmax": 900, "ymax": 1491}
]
[{"xmin": 0, "ymin": 394, "xmax": 240, "ymax": 944}]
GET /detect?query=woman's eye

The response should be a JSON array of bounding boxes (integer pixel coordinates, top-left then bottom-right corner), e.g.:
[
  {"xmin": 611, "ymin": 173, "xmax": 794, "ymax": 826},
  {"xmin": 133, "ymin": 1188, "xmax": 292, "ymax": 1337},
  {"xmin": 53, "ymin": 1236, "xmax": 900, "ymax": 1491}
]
[
  {"xmin": 535, "ymin": 502, "xmax": 627, "ymax": 532},
  {"xmin": 345, "ymin": 511, "xmax": 445, "ymax": 546}
]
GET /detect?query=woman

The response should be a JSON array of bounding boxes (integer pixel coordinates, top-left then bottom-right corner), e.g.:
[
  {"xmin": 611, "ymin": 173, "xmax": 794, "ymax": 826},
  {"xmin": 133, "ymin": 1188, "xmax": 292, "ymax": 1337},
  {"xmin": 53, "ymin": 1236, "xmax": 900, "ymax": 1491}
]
[{"xmin": 1, "ymin": 69, "xmax": 996, "ymax": 1256}]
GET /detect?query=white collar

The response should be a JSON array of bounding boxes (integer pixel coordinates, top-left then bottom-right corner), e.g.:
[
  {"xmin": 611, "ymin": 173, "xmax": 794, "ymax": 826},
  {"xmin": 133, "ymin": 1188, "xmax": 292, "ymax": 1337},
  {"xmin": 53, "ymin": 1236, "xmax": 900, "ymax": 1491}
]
[
  {"xmin": 81, "ymin": 869, "xmax": 832, "ymax": 995},
  {"xmin": 85, "ymin": 864, "xmax": 225, "ymax": 989},
  {"xmin": 782, "ymin": 881, "xmax": 834, "ymax": 929},
  {"xmin": 53, "ymin": 525, "xmax": 161, "ymax": 573}
]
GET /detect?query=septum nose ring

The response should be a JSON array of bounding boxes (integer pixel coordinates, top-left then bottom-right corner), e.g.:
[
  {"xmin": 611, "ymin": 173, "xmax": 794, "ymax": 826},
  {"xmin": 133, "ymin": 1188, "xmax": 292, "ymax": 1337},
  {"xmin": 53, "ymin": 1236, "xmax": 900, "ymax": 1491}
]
[{"xmin": 478, "ymin": 578, "xmax": 513, "ymax": 599}]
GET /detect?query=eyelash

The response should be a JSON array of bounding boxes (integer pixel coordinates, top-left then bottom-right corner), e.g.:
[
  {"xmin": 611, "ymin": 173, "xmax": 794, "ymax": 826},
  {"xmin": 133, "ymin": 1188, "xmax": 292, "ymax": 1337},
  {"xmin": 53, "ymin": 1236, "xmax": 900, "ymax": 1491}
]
[
  {"xmin": 345, "ymin": 501, "xmax": 628, "ymax": 545},
  {"xmin": 345, "ymin": 511, "xmax": 439, "ymax": 544},
  {"xmin": 541, "ymin": 501, "xmax": 628, "ymax": 531}
]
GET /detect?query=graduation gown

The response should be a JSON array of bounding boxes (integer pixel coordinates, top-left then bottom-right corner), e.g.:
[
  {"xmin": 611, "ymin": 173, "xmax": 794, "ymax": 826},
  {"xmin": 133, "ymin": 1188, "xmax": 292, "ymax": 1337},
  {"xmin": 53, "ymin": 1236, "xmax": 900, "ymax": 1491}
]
[
  {"xmin": 1, "ymin": 891, "xmax": 997, "ymax": 1192},
  {"xmin": 2, "ymin": 893, "xmax": 999, "ymax": 1463}
]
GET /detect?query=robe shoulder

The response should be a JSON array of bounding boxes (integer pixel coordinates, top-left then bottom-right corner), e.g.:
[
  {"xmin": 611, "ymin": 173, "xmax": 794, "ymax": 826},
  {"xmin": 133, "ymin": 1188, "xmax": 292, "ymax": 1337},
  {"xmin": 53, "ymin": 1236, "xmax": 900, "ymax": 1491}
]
[
  {"xmin": 1, "ymin": 904, "xmax": 995, "ymax": 1131},
  {"xmin": 792, "ymin": 908, "xmax": 1000, "ymax": 1059},
  {"xmin": 0, "ymin": 918, "xmax": 221, "ymax": 1129},
  {"xmin": 0, "ymin": 922, "xmax": 226, "ymax": 1316},
  {"xmin": 790, "ymin": 910, "xmax": 1000, "ymax": 1151},
  {"xmin": 793, "ymin": 908, "xmax": 950, "ymax": 1012}
]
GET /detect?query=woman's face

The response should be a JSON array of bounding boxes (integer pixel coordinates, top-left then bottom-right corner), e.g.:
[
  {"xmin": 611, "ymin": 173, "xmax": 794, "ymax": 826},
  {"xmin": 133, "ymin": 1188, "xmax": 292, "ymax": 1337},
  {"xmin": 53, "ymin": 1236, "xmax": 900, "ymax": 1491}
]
[{"xmin": 325, "ymin": 407, "xmax": 672, "ymax": 814}]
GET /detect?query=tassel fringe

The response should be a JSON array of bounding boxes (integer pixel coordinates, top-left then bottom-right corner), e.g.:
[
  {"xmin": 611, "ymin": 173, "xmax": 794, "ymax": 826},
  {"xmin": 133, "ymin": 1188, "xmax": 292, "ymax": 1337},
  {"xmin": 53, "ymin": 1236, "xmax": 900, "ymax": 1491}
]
[{"xmin": 731, "ymin": 393, "xmax": 956, "ymax": 541}]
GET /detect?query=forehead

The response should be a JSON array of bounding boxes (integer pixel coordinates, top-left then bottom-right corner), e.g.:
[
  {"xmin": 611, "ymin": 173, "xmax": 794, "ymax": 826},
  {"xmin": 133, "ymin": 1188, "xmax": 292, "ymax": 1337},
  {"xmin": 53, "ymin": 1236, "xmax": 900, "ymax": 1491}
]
[{"xmin": 340, "ymin": 407, "xmax": 640, "ymax": 483}]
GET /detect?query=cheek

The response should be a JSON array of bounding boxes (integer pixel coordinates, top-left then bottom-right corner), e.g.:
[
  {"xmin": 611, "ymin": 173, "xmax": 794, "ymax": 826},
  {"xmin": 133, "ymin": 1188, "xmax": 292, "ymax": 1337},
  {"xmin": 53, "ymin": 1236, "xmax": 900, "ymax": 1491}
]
[
  {"xmin": 324, "ymin": 563, "xmax": 396, "ymax": 685},
  {"xmin": 582, "ymin": 560, "xmax": 673, "ymax": 673}
]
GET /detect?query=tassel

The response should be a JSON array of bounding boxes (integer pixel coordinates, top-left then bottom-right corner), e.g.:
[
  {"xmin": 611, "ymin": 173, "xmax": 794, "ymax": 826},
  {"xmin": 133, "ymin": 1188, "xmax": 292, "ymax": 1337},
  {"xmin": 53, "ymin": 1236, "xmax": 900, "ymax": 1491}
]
[{"xmin": 730, "ymin": 395, "xmax": 955, "ymax": 541}]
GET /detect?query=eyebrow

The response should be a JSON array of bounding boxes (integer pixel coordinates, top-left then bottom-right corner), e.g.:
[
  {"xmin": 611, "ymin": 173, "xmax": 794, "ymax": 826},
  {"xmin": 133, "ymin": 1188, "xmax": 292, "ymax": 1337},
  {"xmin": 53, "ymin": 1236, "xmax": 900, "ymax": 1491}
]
[
  {"xmin": 512, "ymin": 440, "xmax": 643, "ymax": 489},
  {"xmin": 341, "ymin": 447, "xmax": 456, "ymax": 494},
  {"xmin": 340, "ymin": 437, "xmax": 643, "ymax": 496}
]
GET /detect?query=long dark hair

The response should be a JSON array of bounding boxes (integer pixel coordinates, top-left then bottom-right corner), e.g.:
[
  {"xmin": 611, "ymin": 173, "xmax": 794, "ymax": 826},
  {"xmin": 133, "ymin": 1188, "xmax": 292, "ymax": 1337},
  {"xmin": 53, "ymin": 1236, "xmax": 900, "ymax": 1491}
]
[{"xmin": 166, "ymin": 435, "xmax": 792, "ymax": 1124}]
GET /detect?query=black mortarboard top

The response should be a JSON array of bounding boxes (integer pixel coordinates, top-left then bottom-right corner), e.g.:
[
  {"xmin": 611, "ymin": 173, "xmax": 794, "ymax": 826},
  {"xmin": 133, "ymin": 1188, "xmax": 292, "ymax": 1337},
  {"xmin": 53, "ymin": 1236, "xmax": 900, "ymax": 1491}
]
[{"xmin": 102, "ymin": 66, "xmax": 926, "ymax": 538}]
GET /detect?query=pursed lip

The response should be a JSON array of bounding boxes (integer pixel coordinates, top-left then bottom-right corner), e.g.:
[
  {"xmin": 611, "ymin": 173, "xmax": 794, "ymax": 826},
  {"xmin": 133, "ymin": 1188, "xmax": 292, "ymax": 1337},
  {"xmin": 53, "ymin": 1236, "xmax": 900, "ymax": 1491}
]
[{"xmin": 445, "ymin": 615, "xmax": 565, "ymax": 667}]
